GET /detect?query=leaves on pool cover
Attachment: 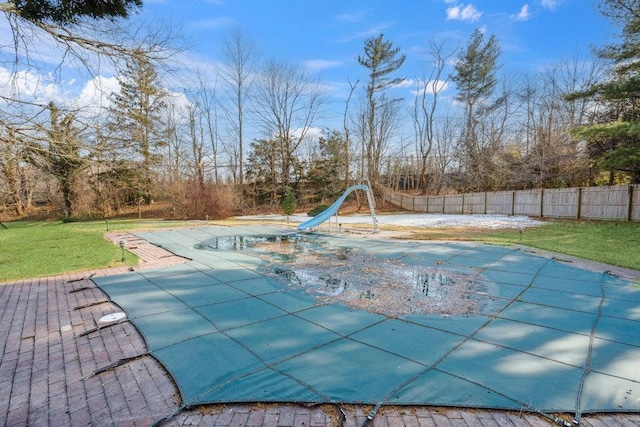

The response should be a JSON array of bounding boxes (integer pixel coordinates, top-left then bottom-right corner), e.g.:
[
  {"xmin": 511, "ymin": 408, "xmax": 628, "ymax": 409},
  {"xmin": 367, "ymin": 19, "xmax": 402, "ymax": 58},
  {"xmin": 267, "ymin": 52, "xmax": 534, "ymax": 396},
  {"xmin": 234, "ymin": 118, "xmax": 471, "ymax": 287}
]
[{"xmin": 255, "ymin": 241, "xmax": 496, "ymax": 317}]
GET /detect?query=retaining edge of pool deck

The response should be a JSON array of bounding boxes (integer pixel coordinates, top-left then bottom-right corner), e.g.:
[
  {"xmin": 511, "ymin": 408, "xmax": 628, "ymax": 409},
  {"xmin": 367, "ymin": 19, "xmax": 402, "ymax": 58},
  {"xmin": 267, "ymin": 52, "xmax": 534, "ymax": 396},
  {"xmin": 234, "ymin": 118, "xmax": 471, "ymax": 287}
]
[{"xmin": 1, "ymin": 229, "xmax": 638, "ymax": 427}]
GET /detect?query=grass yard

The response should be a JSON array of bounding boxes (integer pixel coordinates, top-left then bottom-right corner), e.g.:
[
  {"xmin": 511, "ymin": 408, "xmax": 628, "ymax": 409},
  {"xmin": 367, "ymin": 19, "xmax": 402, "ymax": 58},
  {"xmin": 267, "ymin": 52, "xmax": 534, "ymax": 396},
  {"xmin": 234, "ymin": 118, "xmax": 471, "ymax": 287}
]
[
  {"xmin": 410, "ymin": 219, "xmax": 640, "ymax": 271},
  {"xmin": 0, "ymin": 218, "xmax": 638, "ymax": 283},
  {"xmin": 0, "ymin": 219, "xmax": 184, "ymax": 283},
  {"xmin": 491, "ymin": 220, "xmax": 640, "ymax": 269}
]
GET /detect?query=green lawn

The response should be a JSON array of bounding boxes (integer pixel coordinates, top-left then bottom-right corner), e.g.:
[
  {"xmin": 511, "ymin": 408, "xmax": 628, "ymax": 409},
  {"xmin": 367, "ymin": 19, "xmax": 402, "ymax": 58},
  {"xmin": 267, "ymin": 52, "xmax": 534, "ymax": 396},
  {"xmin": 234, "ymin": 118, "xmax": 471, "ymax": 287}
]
[
  {"xmin": 479, "ymin": 220, "xmax": 640, "ymax": 269},
  {"xmin": 1, "ymin": 218, "xmax": 638, "ymax": 283},
  {"xmin": 0, "ymin": 219, "xmax": 184, "ymax": 282},
  {"xmin": 410, "ymin": 219, "xmax": 640, "ymax": 271}
]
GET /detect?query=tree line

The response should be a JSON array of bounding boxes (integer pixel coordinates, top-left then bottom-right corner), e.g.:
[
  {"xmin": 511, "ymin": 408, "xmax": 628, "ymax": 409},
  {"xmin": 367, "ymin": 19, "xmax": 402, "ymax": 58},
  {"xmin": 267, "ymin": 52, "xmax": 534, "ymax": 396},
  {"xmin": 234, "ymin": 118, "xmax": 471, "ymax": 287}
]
[{"xmin": 0, "ymin": 0, "xmax": 638, "ymax": 220}]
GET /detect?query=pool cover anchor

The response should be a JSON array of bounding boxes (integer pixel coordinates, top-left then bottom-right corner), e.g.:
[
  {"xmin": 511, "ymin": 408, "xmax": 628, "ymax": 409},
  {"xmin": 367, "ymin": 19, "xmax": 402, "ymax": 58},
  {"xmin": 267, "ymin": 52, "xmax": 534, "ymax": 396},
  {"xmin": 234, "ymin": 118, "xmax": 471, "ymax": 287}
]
[
  {"xmin": 362, "ymin": 402, "xmax": 382, "ymax": 426},
  {"xmin": 92, "ymin": 353, "xmax": 148, "ymax": 376},
  {"xmin": 67, "ymin": 272, "xmax": 96, "ymax": 285}
]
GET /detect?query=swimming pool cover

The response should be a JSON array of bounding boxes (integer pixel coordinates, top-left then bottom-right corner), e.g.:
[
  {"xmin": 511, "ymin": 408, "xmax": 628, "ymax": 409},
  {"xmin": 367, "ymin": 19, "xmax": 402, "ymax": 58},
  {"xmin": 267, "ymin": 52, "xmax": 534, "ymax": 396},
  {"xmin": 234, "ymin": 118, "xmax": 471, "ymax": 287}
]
[{"xmin": 93, "ymin": 225, "xmax": 640, "ymax": 417}]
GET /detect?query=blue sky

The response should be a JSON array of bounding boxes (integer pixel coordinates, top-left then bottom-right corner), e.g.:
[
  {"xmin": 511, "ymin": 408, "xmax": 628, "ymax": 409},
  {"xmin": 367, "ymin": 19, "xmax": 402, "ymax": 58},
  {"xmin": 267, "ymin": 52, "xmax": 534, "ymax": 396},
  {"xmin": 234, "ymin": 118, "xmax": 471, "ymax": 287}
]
[
  {"xmin": 140, "ymin": 0, "xmax": 614, "ymax": 89},
  {"xmin": 0, "ymin": 0, "xmax": 617, "ymax": 136}
]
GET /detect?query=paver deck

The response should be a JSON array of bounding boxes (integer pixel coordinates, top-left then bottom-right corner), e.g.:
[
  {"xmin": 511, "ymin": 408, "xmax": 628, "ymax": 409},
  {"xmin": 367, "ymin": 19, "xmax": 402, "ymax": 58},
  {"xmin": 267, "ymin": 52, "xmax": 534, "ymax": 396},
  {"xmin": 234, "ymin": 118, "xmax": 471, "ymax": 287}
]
[{"xmin": 1, "ymin": 229, "xmax": 639, "ymax": 426}]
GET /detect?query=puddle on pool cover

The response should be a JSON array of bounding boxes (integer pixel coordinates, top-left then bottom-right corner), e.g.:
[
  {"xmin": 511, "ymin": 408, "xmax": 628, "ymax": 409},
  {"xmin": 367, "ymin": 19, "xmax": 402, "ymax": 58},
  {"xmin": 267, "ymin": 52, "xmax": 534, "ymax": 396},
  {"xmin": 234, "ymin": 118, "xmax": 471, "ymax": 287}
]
[{"xmin": 196, "ymin": 235, "xmax": 500, "ymax": 317}]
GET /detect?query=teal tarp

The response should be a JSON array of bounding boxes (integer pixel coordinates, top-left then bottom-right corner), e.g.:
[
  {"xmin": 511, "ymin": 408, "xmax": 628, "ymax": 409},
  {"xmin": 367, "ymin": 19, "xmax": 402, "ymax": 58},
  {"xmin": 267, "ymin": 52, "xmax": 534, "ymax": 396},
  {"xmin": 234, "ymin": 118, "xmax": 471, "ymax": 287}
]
[{"xmin": 94, "ymin": 226, "xmax": 640, "ymax": 414}]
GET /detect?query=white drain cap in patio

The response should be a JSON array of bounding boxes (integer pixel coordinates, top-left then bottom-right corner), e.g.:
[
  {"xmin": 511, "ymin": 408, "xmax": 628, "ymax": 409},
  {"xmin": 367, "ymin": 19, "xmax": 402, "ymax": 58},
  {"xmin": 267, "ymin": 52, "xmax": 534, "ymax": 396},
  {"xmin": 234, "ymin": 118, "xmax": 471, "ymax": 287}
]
[{"xmin": 99, "ymin": 312, "xmax": 126, "ymax": 323}]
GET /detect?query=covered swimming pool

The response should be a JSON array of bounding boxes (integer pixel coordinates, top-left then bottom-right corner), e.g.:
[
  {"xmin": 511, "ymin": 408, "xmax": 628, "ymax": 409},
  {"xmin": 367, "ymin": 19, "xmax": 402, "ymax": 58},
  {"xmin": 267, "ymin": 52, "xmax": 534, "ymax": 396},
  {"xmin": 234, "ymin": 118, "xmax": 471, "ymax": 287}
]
[{"xmin": 93, "ymin": 225, "xmax": 640, "ymax": 423}]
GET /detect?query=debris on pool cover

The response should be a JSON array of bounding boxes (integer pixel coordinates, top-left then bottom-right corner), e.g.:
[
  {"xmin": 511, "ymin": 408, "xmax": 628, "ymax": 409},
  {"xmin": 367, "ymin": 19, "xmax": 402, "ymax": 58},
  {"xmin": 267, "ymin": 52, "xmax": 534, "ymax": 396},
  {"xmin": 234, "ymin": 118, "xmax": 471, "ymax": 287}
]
[{"xmin": 253, "ymin": 238, "xmax": 497, "ymax": 317}]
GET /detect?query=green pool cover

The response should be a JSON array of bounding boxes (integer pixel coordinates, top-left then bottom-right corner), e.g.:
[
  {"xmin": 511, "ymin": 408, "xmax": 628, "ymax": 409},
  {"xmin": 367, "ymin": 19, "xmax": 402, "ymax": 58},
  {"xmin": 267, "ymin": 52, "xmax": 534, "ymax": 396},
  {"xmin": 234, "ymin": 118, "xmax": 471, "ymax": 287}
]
[{"xmin": 93, "ymin": 225, "xmax": 640, "ymax": 418}]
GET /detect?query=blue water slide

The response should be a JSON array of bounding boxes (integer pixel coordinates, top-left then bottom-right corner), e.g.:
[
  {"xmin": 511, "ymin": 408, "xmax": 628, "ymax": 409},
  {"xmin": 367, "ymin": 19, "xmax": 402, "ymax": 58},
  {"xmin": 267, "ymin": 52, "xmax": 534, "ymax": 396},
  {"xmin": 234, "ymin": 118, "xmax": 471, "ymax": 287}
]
[{"xmin": 297, "ymin": 184, "xmax": 370, "ymax": 231}]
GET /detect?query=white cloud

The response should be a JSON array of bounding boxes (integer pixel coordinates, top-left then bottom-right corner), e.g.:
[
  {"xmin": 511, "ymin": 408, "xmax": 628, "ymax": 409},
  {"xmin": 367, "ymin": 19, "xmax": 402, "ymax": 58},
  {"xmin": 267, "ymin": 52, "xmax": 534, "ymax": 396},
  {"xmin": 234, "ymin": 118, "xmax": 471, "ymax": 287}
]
[
  {"xmin": 540, "ymin": 0, "xmax": 560, "ymax": 10},
  {"xmin": 446, "ymin": 4, "xmax": 482, "ymax": 23},
  {"xmin": 190, "ymin": 17, "xmax": 235, "ymax": 30},
  {"xmin": 292, "ymin": 126, "xmax": 323, "ymax": 141},
  {"xmin": 411, "ymin": 79, "xmax": 450, "ymax": 96},
  {"xmin": 392, "ymin": 78, "xmax": 415, "ymax": 89},
  {"xmin": 335, "ymin": 11, "xmax": 366, "ymax": 22},
  {"xmin": 357, "ymin": 23, "xmax": 393, "ymax": 37},
  {"xmin": 73, "ymin": 75, "xmax": 120, "ymax": 114},
  {"xmin": 304, "ymin": 60, "xmax": 342, "ymax": 72},
  {"xmin": 0, "ymin": 67, "xmax": 63, "ymax": 104},
  {"xmin": 512, "ymin": 4, "xmax": 530, "ymax": 21}
]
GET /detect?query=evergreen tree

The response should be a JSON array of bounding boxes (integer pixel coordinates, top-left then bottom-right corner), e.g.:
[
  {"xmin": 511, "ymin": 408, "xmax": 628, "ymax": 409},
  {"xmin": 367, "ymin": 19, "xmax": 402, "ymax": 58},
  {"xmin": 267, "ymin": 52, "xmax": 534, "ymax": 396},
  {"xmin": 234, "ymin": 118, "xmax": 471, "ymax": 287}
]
[
  {"xmin": 567, "ymin": 0, "xmax": 640, "ymax": 183},
  {"xmin": 280, "ymin": 185, "xmax": 297, "ymax": 217},
  {"xmin": 450, "ymin": 29, "xmax": 502, "ymax": 191},
  {"xmin": 245, "ymin": 138, "xmax": 281, "ymax": 206},
  {"xmin": 357, "ymin": 34, "xmax": 405, "ymax": 187},
  {"xmin": 5, "ymin": 0, "xmax": 141, "ymax": 24},
  {"xmin": 306, "ymin": 131, "xmax": 348, "ymax": 203},
  {"xmin": 108, "ymin": 51, "xmax": 168, "ymax": 203}
]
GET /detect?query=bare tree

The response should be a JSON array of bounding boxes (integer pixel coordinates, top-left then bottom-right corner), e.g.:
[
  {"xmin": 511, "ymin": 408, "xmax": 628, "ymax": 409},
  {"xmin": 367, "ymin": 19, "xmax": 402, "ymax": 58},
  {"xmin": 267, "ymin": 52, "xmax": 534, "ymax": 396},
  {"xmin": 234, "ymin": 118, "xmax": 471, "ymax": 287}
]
[
  {"xmin": 186, "ymin": 104, "xmax": 205, "ymax": 191},
  {"xmin": 253, "ymin": 59, "xmax": 326, "ymax": 187},
  {"xmin": 528, "ymin": 55, "xmax": 604, "ymax": 186},
  {"xmin": 412, "ymin": 39, "xmax": 456, "ymax": 194},
  {"xmin": 194, "ymin": 72, "xmax": 220, "ymax": 183},
  {"xmin": 371, "ymin": 95, "xmax": 403, "ymax": 186},
  {"xmin": 432, "ymin": 111, "xmax": 460, "ymax": 194},
  {"xmin": 1, "ymin": 0, "xmax": 181, "ymax": 85},
  {"xmin": 0, "ymin": 1, "xmax": 187, "ymax": 217},
  {"xmin": 343, "ymin": 78, "xmax": 358, "ymax": 186},
  {"xmin": 38, "ymin": 102, "xmax": 88, "ymax": 217},
  {"xmin": 0, "ymin": 127, "xmax": 26, "ymax": 215},
  {"xmin": 161, "ymin": 103, "xmax": 188, "ymax": 217},
  {"xmin": 219, "ymin": 27, "xmax": 258, "ymax": 194}
]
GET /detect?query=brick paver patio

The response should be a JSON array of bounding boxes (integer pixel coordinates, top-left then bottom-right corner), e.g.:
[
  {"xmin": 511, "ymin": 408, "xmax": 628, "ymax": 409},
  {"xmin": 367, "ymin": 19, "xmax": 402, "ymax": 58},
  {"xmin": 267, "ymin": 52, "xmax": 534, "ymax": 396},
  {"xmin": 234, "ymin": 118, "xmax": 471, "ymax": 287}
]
[{"xmin": 1, "ymin": 231, "xmax": 639, "ymax": 426}]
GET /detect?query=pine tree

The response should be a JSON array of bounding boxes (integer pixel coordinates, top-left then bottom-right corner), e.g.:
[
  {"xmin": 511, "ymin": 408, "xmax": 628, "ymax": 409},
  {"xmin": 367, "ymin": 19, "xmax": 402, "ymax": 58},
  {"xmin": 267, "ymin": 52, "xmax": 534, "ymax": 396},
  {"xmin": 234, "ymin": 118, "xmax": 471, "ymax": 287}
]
[
  {"xmin": 306, "ymin": 131, "xmax": 348, "ymax": 203},
  {"xmin": 5, "ymin": 0, "xmax": 141, "ymax": 24},
  {"xmin": 280, "ymin": 186, "xmax": 297, "ymax": 218},
  {"xmin": 108, "ymin": 51, "xmax": 168, "ymax": 203},
  {"xmin": 567, "ymin": 0, "xmax": 640, "ymax": 183},
  {"xmin": 450, "ymin": 29, "xmax": 502, "ymax": 191},
  {"xmin": 357, "ymin": 34, "xmax": 406, "ymax": 186},
  {"xmin": 245, "ymin": 138, "xmax": 281, "ymax": 206}
]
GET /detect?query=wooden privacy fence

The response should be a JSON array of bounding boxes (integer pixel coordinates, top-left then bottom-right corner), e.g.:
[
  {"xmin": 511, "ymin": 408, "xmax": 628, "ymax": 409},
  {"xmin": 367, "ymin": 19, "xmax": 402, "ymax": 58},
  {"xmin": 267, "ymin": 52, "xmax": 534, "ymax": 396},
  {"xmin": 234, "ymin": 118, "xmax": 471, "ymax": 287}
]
[{"xmin": 380, "ymin": 184, "xmax": 640, "ymax": 221}]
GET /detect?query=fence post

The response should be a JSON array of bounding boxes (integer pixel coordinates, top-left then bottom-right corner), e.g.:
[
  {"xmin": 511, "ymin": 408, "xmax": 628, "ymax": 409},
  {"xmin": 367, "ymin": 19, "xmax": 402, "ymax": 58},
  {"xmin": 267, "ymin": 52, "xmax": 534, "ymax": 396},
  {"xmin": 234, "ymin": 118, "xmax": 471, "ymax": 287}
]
[
  {"xmin": 484, "ymin": 192, "xmax": 487, "ymax": 214},
  {"xmin": 511, "ymin": 191, "xmax": 515, "ymax": 216},
  {"xmin": 442, "ymin": 195, "xmax": 446, "ymax": 213},
  {"xmin": 540, "ymin": 189, "xmax": 544, "ymax": 218},
  {"xmin": 577, "ymin": 187, "xmax": 582, "ymax": 219},
  {"xmin": 462, "ymin": 194, "xmax": 465, "ymax": 214},
  {"xmin": 627, "ymin": 185, "xmax": 633, "ymax": 221}
]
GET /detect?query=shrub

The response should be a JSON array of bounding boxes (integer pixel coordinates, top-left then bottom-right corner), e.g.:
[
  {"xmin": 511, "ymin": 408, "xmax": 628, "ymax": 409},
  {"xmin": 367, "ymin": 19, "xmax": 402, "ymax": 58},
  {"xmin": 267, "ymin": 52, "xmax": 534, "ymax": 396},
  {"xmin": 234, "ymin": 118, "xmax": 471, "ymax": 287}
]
[
  {"xmin": 307, "ymin": 204, "xmax": 329, "ymax": 217},
  {"xmin": 280, "ymin": 186, "xmax": 297, "ymax": 217}
]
